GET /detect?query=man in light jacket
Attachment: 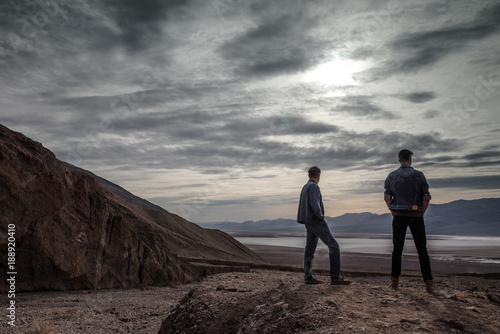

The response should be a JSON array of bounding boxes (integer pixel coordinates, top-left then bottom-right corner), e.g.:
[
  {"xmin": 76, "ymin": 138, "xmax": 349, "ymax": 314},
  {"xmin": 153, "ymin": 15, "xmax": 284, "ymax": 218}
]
[{"xmin": 297, "ymin": 166, "xmax": 350, "ymax": 285}]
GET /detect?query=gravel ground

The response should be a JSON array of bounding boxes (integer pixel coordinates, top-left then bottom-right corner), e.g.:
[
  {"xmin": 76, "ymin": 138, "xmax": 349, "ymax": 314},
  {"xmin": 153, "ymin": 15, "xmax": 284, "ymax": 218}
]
[
  {"xmin": 12, "ymin": 284, "xmax": 196, "ymax": 333},
  {"xmin": 7, "ymin": 246, "xmax": 500, "ymax": 334}
]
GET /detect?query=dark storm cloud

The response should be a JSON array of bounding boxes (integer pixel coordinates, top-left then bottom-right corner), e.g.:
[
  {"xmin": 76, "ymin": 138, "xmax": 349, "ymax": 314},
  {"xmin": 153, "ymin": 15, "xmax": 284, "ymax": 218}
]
[
  {"xmin": 463, "ymin": 150, "xmax": 500, "ymax": 161},
  {"xmin": 332, "ymin": 96, "xmax": 398, "ymax": 119},
  {"xmin": 106, "ymin": 0, "xmax": 190, "ymax": 52},
  {"xmin": 112, "ymin": 113, "xmax": 340, "ymax": 140},
  {"xmin": 223, "ymin": 115, "xmax": 340, "ymax": 136},
  {"xmin": 363, "ymin": 2, "xmax": 500, "ymax": 81},
  {"xmin": 57, "ymin": 94, "xmax": 117, "ymax": 114},
  {"xmin": 219, "ymin": 9, "xmax": 326, "ymax": 77},
  {"xmin": 422, "ymin": 109, "xmax": 440, "ymax": 119},
  {"xmin": 429, "ymin": 175, "xmax": 500, "ymax": 190},
  {"xmin": 418, "ymin": 147, "xmax": 500, "ymax": 169},
  {"xmin": 404, "ymin": 92, "xmax": 436, "ymax": 104}
]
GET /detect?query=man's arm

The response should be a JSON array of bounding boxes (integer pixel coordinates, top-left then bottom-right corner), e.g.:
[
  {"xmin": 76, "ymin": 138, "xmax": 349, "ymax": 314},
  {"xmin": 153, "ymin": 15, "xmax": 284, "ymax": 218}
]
[
  {"xmin": 384, "ymin": 176, "xmax": 393, "ymax": 213},
  {"xmin": 420, "ymin": 172, "xmax": 431, "ymax": 216},
  {"xmin": 422, "ymin": 199, "xmax": 430, "ymax": 216},
  {"xmin": 385, "ymin": 199, "xmax": 394, "ymax": 215},
  {"xmin": 308, "ymin": 184, "xmax": 325, "ymax": 222}
]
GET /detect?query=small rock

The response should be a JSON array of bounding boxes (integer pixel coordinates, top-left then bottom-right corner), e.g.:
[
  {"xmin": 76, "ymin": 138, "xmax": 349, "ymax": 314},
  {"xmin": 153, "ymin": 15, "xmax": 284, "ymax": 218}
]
[
  {"xmin": 487, "ymin": 292, "xmax": 500, "ymax": 305},
  {"xmin": 375, "ymin": 320, "xmax": 390, "ymax": 328},
  {"xmin": 379, "ymin": 298, "xmax": 397, "ymax": 304},
  {"xmin": 325, "ymin": 300, "xmax": 337, "ymax": 307},
  {"xmin": 466, "ymin": 306, "xmax": 481, "ymax": 314},
  {"xmin": 435, "ymin": 318, "xmax": 466, "ymax": 331}
]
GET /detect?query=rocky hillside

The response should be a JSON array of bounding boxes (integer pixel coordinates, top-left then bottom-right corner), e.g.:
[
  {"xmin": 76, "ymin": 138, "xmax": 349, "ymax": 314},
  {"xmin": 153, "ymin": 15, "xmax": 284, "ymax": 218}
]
[{"xmin": 0, "ymin": 124, "xmax": 265, "ymax": 291}]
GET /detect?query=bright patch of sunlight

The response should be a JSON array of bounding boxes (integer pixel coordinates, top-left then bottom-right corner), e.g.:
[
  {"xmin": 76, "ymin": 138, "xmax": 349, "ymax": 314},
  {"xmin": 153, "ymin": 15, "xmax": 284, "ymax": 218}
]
[{"xmin": 304, "ymin": 58, "xmax": 366, "ymax": 86}]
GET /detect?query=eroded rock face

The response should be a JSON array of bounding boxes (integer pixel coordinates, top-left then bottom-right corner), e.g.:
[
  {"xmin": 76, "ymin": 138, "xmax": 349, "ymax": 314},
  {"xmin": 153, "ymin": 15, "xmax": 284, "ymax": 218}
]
[{"xmin": 0, "ymin": 124, "xmax": 264, "ymax": 291}]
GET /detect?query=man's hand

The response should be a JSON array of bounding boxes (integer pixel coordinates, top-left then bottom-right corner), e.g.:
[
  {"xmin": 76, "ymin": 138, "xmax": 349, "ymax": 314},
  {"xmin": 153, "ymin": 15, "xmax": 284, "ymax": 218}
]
[{"xmin": 385, "ymin": 200, "xmax": 394, "ymax": 215}]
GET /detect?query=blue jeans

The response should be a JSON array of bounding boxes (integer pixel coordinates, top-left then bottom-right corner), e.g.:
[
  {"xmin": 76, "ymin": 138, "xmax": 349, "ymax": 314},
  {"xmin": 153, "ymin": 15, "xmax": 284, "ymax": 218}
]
[
  {"xmin": 304, "ymin": 221, "xmax": 341, "ymax": 280},
  {"xmin": 391, "ymin": 216, "xmax": 433, "ymax": 281}
]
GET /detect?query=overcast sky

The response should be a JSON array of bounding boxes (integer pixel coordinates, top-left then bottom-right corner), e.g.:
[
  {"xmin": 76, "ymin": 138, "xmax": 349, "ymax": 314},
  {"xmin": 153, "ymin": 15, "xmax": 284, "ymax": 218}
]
[{"xmin": 1, "ymin": 0, "xmax": 499, "ymax": 222}]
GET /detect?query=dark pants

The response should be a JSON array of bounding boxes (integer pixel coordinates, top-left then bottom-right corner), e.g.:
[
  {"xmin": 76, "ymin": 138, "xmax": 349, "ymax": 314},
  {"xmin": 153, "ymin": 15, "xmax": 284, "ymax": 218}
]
[
  {"xmin": 304, "ymin": 222, "xmax": 341, "ymax": 280},
  {"xmin": 391, "ymin": 216, "xmax": 433, "ymax": 281}
]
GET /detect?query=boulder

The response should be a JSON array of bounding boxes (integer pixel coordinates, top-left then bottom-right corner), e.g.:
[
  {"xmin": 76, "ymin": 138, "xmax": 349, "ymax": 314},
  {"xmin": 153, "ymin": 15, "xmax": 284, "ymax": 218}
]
[{"xmin": 487, "ymin": 292, "xmax": 500, "ymax": 305}]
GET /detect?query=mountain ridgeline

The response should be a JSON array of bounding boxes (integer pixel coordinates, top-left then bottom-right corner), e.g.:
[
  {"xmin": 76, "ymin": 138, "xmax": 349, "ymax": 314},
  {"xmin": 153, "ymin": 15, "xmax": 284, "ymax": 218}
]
[{"xmin": 199, "ymin": 198, "xmax": 500, "ymax": 237}]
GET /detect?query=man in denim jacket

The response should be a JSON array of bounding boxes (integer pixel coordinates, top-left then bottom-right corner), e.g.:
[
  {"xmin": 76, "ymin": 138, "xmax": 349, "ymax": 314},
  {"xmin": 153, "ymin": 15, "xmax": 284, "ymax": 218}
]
[
  {"xmin": 384, "ymin": 149, "xmax": 434, "ymax": 293},
  {"xmin": 298, "ymin": 166, "xmax": 350, "ymax": 285}
]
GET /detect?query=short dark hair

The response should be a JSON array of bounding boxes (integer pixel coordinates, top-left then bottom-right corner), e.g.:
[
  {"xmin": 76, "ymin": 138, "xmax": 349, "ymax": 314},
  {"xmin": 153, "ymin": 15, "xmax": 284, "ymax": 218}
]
[
  {"xmin": 308, "ymin": 166, "xmax": 321, "ymax": 178},
  {"xmin": 398, "ymin": 149, "xmax": 413, "ymax": 163}
]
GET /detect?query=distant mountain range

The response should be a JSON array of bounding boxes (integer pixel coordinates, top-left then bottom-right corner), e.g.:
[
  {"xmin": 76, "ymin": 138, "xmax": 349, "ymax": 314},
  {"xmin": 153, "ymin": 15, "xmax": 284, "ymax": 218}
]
[{"xmin": 198, "ymin": 198, "xmax": 500, "ymax": 237}]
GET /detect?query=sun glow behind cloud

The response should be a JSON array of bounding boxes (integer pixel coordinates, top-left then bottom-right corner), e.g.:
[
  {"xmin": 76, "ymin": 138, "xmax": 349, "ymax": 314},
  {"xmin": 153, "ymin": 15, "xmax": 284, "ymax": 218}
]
[{"xmin": 303, "ymin": 58, "xmax": 368, "ymax": 86}]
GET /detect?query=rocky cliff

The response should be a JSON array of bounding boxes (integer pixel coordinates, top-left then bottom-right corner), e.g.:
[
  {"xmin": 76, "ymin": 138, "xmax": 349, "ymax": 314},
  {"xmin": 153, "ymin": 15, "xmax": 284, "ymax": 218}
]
[{"xmin": 0, "ymin": 124, "xmax": 265, "ymax": 291}]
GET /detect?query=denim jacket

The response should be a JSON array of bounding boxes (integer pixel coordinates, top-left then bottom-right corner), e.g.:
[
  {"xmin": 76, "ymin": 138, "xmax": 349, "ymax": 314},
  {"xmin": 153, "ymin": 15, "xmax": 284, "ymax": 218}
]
[
  {"xmin": 297, "ymin": 179, "xmax": 325, "ymax": 224},
  {"xmin": 384, "ymin": 165, "xmax": 431, "ymax": 212}
]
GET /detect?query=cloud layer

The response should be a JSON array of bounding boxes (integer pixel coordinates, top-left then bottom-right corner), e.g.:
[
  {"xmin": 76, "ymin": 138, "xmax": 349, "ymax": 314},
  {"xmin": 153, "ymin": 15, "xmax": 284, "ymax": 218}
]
[{"xmin": 1, "ymin": 0, "xmax": 499, "ymax": 221}]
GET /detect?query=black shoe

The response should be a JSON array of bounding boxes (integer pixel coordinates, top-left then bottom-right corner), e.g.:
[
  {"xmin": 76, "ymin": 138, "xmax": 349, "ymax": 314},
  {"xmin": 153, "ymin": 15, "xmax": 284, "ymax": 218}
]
[
  {"xmin": 330, "ymin": 277, "xmax": 351, "ymax": 285},
  {"xmin": 305, "ymin": 278, "xmax": 323, "ymax": 284}
]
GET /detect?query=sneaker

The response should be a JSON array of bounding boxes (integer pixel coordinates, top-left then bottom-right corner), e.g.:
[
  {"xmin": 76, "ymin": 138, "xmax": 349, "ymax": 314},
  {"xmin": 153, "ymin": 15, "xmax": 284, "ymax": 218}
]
[
  {"xmin": 305, "ymin": 278, "xmax": 323, "ymax": 284},
  {"xmin": 330, "ymin": 277, "xmax": 351, "ymax": 285}
]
